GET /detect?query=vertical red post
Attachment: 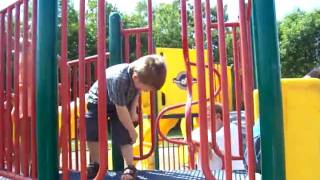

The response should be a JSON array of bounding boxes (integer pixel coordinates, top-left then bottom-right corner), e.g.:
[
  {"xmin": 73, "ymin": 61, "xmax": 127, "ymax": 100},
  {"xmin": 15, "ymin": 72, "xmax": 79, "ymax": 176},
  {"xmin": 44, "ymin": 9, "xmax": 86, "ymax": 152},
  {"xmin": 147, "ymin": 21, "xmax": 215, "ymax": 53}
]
[
  {"xmin": 0, "ymin": 12, "xmax": 5, "ymax": 171},
  {"xmin": 60, "ymin": 0, "xmax": 71, "ymax": 179},
  {"xmin": 135, "ymin": 33, "xmax": 144, "ymax": 156},
  {"xmin": 135, "ymin": 33, "xmax": 141, "ymax": 58},
  {"xmin": 124, "ymin": 34, "xmax": 130, "ymax": 63},
  {"xmin": 193, "ymin": 0, "xmax": 214, "ymax": 179},
  {"xmin": 180, "ymin": 0, "xmax": 195, "ymax": 169},
  {"xmin": 232, "ymin": 27, "xmax": 244, "ymax": 157},
  {"xmin": 216, "ymin": 0, "xmax": 233, "ymax": 179},
  {"xmin": 205, "ymin": 0, "xmax": 225, "ymax": 161},
  {"xmin": 31, "ymin": 0, "xmax": 38, "ymax": 177},
  {"xmin": 239, "ymin": 0, "xmax": 255, "ymax": 179},
  {"xmin": 13, "ymin": 3, "xmax": 21, "ymax": 174},
  {"xmin": 78, "ymin": 0, "xmax": 87, "ymax": 178},
  {"xmin": 6, "ymin": 7, "xmax": 13, "ymax": 172},
  {"xmin": 96, "ymin": 0, "xmax": 108, "ymax": 178},
  {"xmin": 73, "ymin": 66, "xmax": 79, "ymax": 171},
  {"xmin": 22, "ymin": 0, "xmax": 31, "ymax": 175}
]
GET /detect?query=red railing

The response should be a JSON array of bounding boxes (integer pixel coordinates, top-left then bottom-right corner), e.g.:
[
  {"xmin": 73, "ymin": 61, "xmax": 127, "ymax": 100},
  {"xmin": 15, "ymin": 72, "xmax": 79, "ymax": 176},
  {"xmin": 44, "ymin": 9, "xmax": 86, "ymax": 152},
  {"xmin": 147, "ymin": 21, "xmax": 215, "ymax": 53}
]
[
  {"xmin": 155, "ymin": 0, "xmax": 256, "ymax": 180},
  {"xmin": 0, "ymin": 0, "xmax": 257, "ymax": 180},
  {"xmin": 0, "ymin": 0, "xmax": 37, "ymax": 179}
]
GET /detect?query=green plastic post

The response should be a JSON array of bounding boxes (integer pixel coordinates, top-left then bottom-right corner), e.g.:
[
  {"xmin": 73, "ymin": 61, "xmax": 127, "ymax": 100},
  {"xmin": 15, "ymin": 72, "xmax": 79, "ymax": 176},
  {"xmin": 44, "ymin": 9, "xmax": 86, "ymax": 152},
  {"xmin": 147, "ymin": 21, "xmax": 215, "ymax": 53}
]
[
  {"xmin": 251, "ymin": 0, "xmax": 286, "ymax": 179},
  {"xmin": 36, "ymin": 0, "xmax": 59, "ymax": 179},
  {"xmin": 109, "ymin": 12, "xmax": 124, "ymax": 171},
  {"xmin": 109, "ymin": 12, "xmax": 122, "ymax": 67}
]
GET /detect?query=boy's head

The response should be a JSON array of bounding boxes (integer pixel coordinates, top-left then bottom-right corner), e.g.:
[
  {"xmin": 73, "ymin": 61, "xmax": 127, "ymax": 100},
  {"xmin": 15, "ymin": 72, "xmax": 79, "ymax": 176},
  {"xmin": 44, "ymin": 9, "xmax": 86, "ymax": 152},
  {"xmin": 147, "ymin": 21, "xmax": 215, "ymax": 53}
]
[
  {"xmin": 131, "ymin": 54, "xmax": 167, "ymax": 91},
  {"xmin": 206, "ymin": 103, "xmax": 223, "ymax": 131}
]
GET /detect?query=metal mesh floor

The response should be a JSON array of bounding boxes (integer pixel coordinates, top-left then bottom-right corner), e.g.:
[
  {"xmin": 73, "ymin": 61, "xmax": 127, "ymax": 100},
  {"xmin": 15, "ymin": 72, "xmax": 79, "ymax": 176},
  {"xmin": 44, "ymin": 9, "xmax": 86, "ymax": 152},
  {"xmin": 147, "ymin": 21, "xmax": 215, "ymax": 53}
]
[{"xmin": 66, "ymin": 170, "xmax": 247, "ymax": 180}]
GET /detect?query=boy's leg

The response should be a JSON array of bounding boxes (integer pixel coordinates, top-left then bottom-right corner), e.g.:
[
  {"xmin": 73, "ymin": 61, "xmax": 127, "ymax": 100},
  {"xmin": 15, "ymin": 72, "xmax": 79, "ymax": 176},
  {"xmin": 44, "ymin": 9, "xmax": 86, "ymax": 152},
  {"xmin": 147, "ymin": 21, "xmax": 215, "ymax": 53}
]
[
  {"xmin": 87, "ymin": 141, "xmax": 99, "ymax": 163},
  {"xmin": 120, "ymin": 144, "xmax": 134, "ymax": 166}
]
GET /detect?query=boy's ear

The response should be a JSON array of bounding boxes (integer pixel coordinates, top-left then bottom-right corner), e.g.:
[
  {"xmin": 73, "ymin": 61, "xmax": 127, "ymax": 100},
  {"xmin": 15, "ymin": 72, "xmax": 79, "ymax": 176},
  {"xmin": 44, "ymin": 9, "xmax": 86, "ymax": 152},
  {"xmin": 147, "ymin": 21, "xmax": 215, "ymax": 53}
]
[{"xmin": 132, "ymin": 72, "xmax": 139, "ymax": 81}]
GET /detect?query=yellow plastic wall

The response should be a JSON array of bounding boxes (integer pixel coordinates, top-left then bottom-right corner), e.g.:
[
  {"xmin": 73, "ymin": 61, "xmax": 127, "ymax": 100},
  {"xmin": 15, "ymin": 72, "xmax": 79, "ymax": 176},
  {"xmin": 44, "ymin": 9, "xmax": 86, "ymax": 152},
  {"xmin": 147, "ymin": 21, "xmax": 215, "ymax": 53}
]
[
  {"xmin": 155, "ymin": 47, "xmax": 233, "ymax": 114},
  {"xmin": 253, "ymin": 78, "xmax": 320, "ymax": 180}
]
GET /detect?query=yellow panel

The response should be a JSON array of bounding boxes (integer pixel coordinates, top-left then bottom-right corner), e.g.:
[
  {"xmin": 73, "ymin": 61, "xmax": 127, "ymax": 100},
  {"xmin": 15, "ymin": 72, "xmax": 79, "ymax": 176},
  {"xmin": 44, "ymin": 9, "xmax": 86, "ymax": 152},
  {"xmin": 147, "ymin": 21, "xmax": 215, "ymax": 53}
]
[
  {"xmin": 253, "ymin": 78, "xmax": 320, "ymax": 180},
  {"xmin": 282, "ymin": 78, "xmax": 320, "ymax": 180}
]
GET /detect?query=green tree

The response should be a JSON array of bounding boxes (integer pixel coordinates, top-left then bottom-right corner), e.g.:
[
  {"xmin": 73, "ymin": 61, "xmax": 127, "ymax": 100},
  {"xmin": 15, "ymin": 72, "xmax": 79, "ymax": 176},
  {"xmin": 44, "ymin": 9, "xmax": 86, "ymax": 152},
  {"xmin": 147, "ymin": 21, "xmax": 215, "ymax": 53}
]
[
  {"xmin": 279, "ymin": 9, "xmax": 320, "ymax": 77},
  {"xmin": 57, "ymin": 0, "xmax": 117, "ymax": 60}
]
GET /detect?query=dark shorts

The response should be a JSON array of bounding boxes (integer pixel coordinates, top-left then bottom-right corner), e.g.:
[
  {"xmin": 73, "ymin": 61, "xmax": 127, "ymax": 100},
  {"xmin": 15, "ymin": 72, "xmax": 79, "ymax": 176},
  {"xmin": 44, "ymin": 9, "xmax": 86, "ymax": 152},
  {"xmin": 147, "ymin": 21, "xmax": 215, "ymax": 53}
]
[{"xmin": 86, "ymin": 102, "xmax": 133, "ymax": 147}]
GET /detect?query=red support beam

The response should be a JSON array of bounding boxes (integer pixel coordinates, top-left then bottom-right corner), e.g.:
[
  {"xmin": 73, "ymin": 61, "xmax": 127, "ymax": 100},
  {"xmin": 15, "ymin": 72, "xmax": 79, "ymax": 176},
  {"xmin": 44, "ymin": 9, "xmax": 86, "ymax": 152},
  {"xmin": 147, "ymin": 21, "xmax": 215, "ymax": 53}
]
[
  {"xmin": 78, "ymin": 0, "xmax": 87, "ymax": 178},
  {"xmin": 22, "ymin": 0, "xmax": 31, "ymax": 176},
  {"xmin": 193, "ymin": 0, "xmax": 214, "ymax": 178},
  {"xmin": 232, "ymin": 27, "xmax": 244, "ymax": 158},
  {"xmin": 13, "ymin": 3, "xmax": 21, "ymax": 174},
  {"xmin": 205, "ymin": 0, "xmax": 225, "ymax": 163},
  {"xmin": 0, "ymin": 12, "xmax": 5, "ymax": 171},
  {"xmin": 60, "ymin": 0, "xmax": 71, "ymax": 179},
  {"xmin": 31, "ymin": 0, "xmax": 38, "ymax": 178},
  {"xmin": 6, "ymin": 7, "xmax": 14, "ymax": 172},
  {"xmin": 180, "ymin": 0, "xmax": 195, "ymax": 169},
  {"xmin": 96, "ymin": 0, "xmax": 108, "ymax": 178},
  {"xmin": 216, "ymin": 0, "xmax": 233, "ymax": 179},
  {"xmin": 239, "ymin": 0, "xmax": 256, "ymax": 179}
]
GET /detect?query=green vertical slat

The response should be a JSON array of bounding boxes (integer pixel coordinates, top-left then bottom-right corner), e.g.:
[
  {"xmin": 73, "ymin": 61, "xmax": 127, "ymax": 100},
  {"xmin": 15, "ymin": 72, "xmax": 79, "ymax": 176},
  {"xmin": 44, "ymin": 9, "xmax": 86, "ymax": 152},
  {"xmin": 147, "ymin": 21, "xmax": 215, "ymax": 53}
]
[
  {"xmin": 251, "ymin": 0, "xmax": 286, "ymax": 179},
  {"xmin": 36, "ymin": 0, "xmax": 59, "ymax": 179},
  {"xmin": 109, "ymin": 12, "xmax": 124, "ymax": 171}
]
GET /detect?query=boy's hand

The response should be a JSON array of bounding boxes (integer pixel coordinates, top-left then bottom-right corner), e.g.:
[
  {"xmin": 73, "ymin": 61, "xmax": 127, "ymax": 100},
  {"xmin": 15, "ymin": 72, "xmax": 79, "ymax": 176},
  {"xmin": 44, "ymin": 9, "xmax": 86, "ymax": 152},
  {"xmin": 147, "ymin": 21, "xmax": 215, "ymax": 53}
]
[
  {"xmin": 131, "ymin": 110, "xmax": 138, "ymax": 123},
  {"xmin": 129, "ymin": 129, "xmax": 138, "ymax": 143}
]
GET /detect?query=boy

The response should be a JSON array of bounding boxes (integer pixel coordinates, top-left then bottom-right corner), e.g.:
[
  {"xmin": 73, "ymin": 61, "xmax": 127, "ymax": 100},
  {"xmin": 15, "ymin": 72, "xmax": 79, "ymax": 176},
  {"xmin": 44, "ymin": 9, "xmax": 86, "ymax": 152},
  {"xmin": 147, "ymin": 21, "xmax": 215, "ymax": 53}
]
[
  {"xmin": 86, "ymin": 55, "xmax": 167, "ymax": 179},
  {"xmin": 192, "ymin": 103, "xmax": 244, "ymax": 171}
]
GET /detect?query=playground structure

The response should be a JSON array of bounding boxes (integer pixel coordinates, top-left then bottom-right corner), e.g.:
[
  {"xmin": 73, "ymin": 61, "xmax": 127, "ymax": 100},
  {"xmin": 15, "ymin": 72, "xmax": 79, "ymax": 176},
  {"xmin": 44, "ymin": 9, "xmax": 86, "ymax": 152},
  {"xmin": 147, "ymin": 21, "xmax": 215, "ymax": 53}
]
[{"xmin": 1, "ymin": 0, "xmax": 320, "ymax": 180}]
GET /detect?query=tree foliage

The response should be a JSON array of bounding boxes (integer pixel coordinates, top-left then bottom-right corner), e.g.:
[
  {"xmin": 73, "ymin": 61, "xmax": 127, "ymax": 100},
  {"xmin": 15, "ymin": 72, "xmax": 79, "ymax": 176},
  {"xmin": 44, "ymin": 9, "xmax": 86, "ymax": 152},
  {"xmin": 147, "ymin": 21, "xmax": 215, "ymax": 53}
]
[{"xmin": 279, "ymin": 9, "xmax": 320, "ymax": 77}]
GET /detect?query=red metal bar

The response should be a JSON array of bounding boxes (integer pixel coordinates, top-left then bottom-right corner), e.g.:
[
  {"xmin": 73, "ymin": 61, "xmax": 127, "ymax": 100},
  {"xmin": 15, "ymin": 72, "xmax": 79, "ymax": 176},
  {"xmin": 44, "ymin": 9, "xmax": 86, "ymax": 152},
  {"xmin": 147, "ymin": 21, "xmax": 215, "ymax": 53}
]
[
  {"xmin": 21, "ymin": 0, "xmax": 30, "ymax": 176},
  {"xmin": 210, "ymin": 22, "xmax": 239, "ymax": 29},
  {"xmin": 135, "ymin": 33, "xmax": 144, "ymax": 157},
  {"xmin": 0, "ymin": 12, "xmax": 5, "ymax": 171},
  {"xmin": 72, "ymin": 66, "xmax": 79, "ymax": 171},
  {"xmin": 31, "ymin": 0, "xmax": 38, "ymax": 177},
  {"xmin": 193, "ymin": 0, "xmax": 214, "ymax": 179},
  {"xmin": 122, "ymin": 27, "xmax": 149, "ymax": 35},
  {"xmin": 247, "ymin": 0, "xmax": 252, "ymax": 21},
  {"xmin": 205, "ymin": 0, "xmax": 225, "ymax": 163},
  {"xmin": 67, "ymin": 52, "xmax": 109, "ymax": 65},
  {"xmin": 60, "ymin": 0, "xmax": 71, "ymax": 179},
  {"xmin": 96, "ymin": 0, "xmax": 108, "ymax": 178},
  {"xmin": 246, "ymin": 19, "xmax": 255, "ymax": 96},
  {"xmin": 138, "ymin": 97, "xmax": 143, "ymax": 157},
  {"xmin": 239, "ymin": 0, "xmax": 255, "ymax": 179},
  {"xmin": 78, "ymin": 0, "xmax": 87, "ymax": 178},
  {"xmin": 124, "ymin": 34, "xmax": 130, "ymax": 63},
  {"xmin": 216, "ymin": 0, "xmax": 233, "ymax": 179},
  {"xmin": 147, "ymin": 0, "xmax": 157, "ymax": 162},
  {"xmin": 6, "ymin": 7, "xmax": 14, "ymax": 172},
  {"xmin": 180, "ymin": 0, "xmax": 195, "ymax": 169},
  {"xmin": 0, "ymin": 170, "xmax": 32, "ymax": 180},
  {"xmin": 232, "ymin": 28, "xmax": 244, "ymax": 158},
  {"xmin": 135, "ymin": 33, "xmax": 141, "ymax": 58},
  {"xmin": 13, "ymin": 3, "xmax": 21, "ymax": 174},
  {"xmin": 147, "ymin": 0, "xmax": 153, "ymax": 54}
]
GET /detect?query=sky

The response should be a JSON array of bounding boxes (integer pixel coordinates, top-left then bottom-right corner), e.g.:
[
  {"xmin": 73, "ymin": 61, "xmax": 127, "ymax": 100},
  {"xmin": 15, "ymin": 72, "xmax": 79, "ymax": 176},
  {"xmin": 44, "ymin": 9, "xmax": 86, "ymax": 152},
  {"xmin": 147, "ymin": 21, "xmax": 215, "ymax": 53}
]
[{"xmin": 0, "ymin": 0, "xmax": 320, "ymax": 21}]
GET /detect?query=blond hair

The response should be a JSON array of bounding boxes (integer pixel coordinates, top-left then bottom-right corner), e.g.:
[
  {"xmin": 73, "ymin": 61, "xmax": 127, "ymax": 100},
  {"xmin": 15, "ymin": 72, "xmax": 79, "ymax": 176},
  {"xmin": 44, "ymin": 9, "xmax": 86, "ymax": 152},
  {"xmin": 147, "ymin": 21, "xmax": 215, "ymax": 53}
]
[{"xmin": 130, "ymin": 54, "xmax": 167, "ymax": 90}]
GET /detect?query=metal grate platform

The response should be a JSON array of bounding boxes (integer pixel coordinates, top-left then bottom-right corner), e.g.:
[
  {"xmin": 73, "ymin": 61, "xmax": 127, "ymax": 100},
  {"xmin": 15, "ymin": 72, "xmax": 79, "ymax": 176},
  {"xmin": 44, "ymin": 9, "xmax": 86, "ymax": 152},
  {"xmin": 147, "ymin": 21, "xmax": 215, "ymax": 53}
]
[{"xmin": 66, "ymin": 170, "xmax": 247, "ymax": 180}]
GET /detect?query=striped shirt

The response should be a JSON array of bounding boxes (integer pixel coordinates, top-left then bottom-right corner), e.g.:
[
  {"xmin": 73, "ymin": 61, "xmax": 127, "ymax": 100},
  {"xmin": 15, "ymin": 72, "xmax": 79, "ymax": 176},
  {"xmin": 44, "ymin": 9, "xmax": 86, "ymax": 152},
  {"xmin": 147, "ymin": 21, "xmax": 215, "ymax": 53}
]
[{"xmin": 87, "ymin": 63, "xmax": 138, "ymax": 106}]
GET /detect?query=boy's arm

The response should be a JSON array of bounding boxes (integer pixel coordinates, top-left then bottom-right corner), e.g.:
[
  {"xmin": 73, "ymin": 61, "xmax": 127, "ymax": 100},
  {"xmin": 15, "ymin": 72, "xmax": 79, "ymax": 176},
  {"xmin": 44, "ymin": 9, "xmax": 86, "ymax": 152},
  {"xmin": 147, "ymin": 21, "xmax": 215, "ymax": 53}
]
[
  {"xmin": 130, "ymin": 94, "xmax": 140, "ymax": 122},
  {"xmin": 115, "ymin": 105, "xmax": 138, "ymax": 143}
]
